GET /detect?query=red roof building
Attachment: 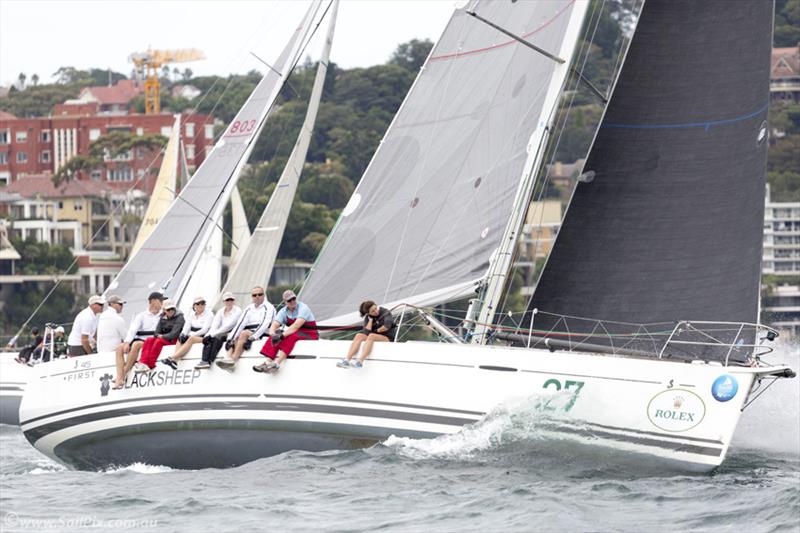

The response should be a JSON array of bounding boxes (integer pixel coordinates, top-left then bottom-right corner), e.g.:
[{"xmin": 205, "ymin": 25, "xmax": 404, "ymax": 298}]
[{"xmin": 771, "ymin": 45, "xmax": 800, "ymax": 103}]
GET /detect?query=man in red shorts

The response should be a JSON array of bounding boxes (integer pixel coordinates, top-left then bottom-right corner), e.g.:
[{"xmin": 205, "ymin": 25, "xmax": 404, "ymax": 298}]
[{"xmin": 253, "ymin": 290, "xmax": 318, "ymax": 374}]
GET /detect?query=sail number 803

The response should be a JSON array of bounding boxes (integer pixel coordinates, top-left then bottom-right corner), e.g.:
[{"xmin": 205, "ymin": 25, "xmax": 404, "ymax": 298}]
[{"xmin": 228, "ymin": 119, "xmax": 257, "ymax": 135}]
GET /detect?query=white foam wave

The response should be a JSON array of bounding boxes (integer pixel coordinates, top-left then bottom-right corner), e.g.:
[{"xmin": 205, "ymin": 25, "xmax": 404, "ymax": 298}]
[
  {"xmin": 28, "ymin": 461, "xmax": 66, "ymax": 475},
  {"xmin": 102, "ymin": 462, "xmax": 175, "ymax": 474},
  {"xmin": 384, "ymin": 392, "xmax": 569, "ymax": 460}
]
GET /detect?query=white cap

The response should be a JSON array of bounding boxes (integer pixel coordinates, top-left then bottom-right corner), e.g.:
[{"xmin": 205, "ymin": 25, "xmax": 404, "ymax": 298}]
[
  {"xmin": 88, "ymin": 295, "xmax": 105, "ymax": 305},
  {"xmin": 222, "ymin": 292, "xmax": 236, "ymax": 301},
  {"xmin": 163, "ymin": 299, "xmax": 177, "ymax": 310},
  {"xmin": 55, "ymin": 326, "xmax": 65, "ymax": 334}
]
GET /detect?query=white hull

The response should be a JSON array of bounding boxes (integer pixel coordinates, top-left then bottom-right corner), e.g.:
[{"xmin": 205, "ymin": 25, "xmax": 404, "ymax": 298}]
[
  {"xmin": 19, "ymin": 339, "xmax": 792, "ymax": 471},
  {"xmin": 0, "ymin": 352, "xmax": 30, "ymax": 425}
]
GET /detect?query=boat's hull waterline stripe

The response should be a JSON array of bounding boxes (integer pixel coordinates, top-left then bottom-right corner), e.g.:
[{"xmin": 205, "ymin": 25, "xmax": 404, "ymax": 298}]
[{"xmin": 23, "ymin": 395, "xmax": 724, "ymax": 460}]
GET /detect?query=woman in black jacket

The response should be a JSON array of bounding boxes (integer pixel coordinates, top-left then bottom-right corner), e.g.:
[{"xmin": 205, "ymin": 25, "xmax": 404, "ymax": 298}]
[
  {"xmin": 134, "ymin": 299, "xmax": 185, "ymax": 372},
  {"xmin": 336, "ymin": 300, "xmax": 395, "ymax": 369}
]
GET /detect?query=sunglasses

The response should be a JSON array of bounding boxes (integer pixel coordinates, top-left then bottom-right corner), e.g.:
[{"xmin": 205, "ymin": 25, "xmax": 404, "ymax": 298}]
[
  {"xmin": 286, "ymin": 297, "xmax": 297, "ymax": 303},
  {"xmin": 194, "ymin": 302, "xmax": 206, "ymax": 306},
  {"xmin": 224, "ymin": 298, "xmax": 235, "ymax": 302},
  {"xmin": 252, "ymin": 293, "xmax": 264, "ymax": 297}
]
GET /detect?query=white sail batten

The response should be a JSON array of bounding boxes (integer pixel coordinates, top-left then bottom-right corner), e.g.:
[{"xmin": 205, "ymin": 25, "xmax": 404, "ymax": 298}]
[
  {"xmin": 217, "ymin": 0, "xmax": 339, "ymax": 308},
  {"xmin": 300, "ymin": 0, "xmax": 588, "ymax": 321},
  {"xmin": 228, "ymin": 185, "xmax": 252, "ymax": 276},
  {"xmin": 105, "ymin": 1, "xmax": 323, "ymax": 322},
  {"xmin": 129, "ymin": 114, "xmax": 181, "ymax": 258}
]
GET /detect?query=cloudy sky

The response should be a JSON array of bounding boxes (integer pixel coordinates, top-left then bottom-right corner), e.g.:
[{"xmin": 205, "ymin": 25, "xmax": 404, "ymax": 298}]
[{"xmin": 0, "ymin": 0, "xmax": 459, "ymax": 86}]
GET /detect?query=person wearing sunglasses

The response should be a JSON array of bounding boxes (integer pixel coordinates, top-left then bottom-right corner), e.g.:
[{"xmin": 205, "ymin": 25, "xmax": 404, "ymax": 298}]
[
  {"xmin": 196, "ymin": 292, "xmax": 242, "ymax": 369},
  {"xmin": 216, "ymin": 286, "xmax": 275, "ymax": 371},
  {"xmin": 254, "ymin": 290, "xmax": 318, "ymax": 374},
  {"xmin": 97, "ymin": 294, "xmax": 127, "ymax": 354},
  {"xmin": 160, "ymin": 295, "xmax": 214, "ymax": 370}
]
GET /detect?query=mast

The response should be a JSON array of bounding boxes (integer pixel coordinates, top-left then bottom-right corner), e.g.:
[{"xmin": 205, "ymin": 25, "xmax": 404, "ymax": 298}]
[{"xmin": 469, "ymin": 1, "xmax": 590, "ymax": 343}]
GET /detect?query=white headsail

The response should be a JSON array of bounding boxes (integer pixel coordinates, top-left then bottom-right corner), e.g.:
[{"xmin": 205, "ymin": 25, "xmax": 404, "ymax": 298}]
[
  {"xmin": 217, "ymin": 0, "xmax": 339, "ymax": 307},
  {"xmin": 129, "ymin": 114, "xmax": 181, "ymax": 258},
  {"xmin": 105, "ymin": 0, "xmax": 323, "ymax": 322},
  {"xmin": 300, "ymin": 0, "xmax": 590, "ymax": 324},
  {"xmin": 228, "ymin": 185, "xmax": 252, "ymax": 275}
]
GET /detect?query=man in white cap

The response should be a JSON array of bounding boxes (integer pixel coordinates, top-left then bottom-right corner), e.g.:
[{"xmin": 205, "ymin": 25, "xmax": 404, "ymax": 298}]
[
  {"xmin": 216, "ymin": 285, "xmax": 274, "ymax": 371},
  {"xmin": 161, "ymin": 295, "xmax": 214, "ymax": 369},
  {"xmin": 97, "ymin": 295, "xmax": 127, "ymax": 353},
  {"xmin": 196, "ymin": 291, "xmax": 241, "ymax": 369},
  {"xmin": 66, "ymin": 295, "xmax": 104, "ymax": 356}
]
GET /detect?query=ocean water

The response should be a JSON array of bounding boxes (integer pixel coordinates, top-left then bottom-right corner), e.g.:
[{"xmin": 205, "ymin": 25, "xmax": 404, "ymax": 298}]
[{"xmin": 1, "ymin": 347, "xmax": 798, "ymax": 533}]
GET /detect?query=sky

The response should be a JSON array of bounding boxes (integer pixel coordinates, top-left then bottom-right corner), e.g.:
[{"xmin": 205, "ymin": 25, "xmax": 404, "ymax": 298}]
[{"xmin": 0, "ymin": 0, "xmax": 460, "ymax": 87}]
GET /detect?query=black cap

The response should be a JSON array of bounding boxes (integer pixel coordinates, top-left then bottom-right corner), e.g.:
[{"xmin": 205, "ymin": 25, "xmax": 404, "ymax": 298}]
[{"xmin": 147, "ymin": 291, "xmax": 165, "ymax": 301}]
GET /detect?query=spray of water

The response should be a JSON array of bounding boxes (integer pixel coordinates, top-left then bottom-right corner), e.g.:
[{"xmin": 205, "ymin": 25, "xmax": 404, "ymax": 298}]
[
  {"xmin": 383, "ymin": 391, "xmax": 573, "ymax": 460},
  {"xmin": 733, "ymin": 339, "xmax": 800, "ymax": 456}
]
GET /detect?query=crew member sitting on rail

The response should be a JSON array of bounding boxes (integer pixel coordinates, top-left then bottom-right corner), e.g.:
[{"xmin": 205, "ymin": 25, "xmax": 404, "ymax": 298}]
[
  {"xmin": 254, "ymin": 290, "xmax": 318, "ymax": 374},
  {"xmin": 113, "ymin": 292, "xmax": 163, "ymax": 389},
  {"xmin": 161, "ymin": 296, "xmax": 213, "ymax": 370},
  {"xmin": 14, "ymin": 326, "xmax": 43, "ymax": 364},
  {"xmin": 135, "ymin": 299, "xmax": 185, "ymax": 372},
  {"xmin": 196, "ymin": 292, "xmax": 241, "ymax": 369},
  {"xmin": 67, "ymin": 295, "xmax": 104, "ymax": 356},
  {"xmin": 336, "ymin": 300, "xmax": 395, "ymax": 369},
  {"xmin": 215, "ymin": 286, "xmax": 274, "ymax": 372}
]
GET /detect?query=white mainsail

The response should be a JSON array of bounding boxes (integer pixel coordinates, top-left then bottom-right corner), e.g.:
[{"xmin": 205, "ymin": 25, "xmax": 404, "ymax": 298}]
[
  {"xmin": 228, "ymin": 185, "xmax": 252, "ymax": 276},
  {"xmin": 129, "ymin": 114, "xmax": 181, "ymax": 258},
  {"xmin": 300, "ymin": 0, "xmax": 590, "ymax": 323},
  {"xmin": 217, "ymin": 0, "xmax": 339, "ymax": 307},
  {"xmin": 105, "ymin": 0, "xmax": 323, "ymax": 322}
]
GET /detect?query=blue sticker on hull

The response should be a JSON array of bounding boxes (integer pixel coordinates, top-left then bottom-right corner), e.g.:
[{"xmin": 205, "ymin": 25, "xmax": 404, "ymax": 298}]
[{"xmin": 711, "ymin": 375, "xmax": 738, "ymax": 402}]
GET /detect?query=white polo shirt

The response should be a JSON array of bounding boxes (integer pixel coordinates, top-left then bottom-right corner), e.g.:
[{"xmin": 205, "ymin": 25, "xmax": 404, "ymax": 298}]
[
  {"xmin": 97, "ymin": 307, "xmax": 127, "ymax": 353},
  {"xmin": 67, "ymin": 306, "xmax": 99, "ymax": 347}
]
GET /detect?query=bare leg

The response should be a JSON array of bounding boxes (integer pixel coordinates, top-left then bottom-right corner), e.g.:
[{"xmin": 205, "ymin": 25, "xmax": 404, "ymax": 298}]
[
  {"xmin": 358, "ymin": 334, "xmax": 388, "ymax": 363},
  {"xmin": 171, "ymin": 336, "xmax": 202, "ymax": 361},
  {"xmin": 231, "ymin": 330, "xmax": 253, "ymax": 362},
  {"xmin": 114, "ymin": 344, "xmax": 126, "ymax": 387},
  {"xmin": 126, "ymin": 341, "xmax": 143, "ymax": 373},
  {"xmin": 345, "ymin": 333, "xmax": 367, "ymax": 361},
  {"xmin": 275, "ymin": 350, "xmax": 288, "ymax": 366}
]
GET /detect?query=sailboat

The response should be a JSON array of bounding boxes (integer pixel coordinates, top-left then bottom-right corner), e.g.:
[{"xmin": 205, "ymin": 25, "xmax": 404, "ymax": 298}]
[{"xmin": 18, "ymin": 0, "xmax": 795, "ymax": 473}]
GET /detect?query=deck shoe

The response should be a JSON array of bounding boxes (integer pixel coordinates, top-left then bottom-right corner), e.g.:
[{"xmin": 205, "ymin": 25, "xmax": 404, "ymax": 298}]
[
  {"xmin": 161, "ymin": 358, "xmax": 178, "ymax": 370},
  {"xmin": 336, "ymin": 359, "xmax": 350, "ymax": 368},
  {"xmin": 253, "ymin": 362, "xmax": 270, "ymax": 373},
  {"xmin": 195, "ymin": 361, "xmax": 211, "ymax": 370},
  {"xmin": 265, "ymin": 362, "xmax": 280, "ymax": 374},
  {"xmin": 216, "ymin": 358, "xmax": 235, "ymax": 372},
  {"xmin": 133, "ymin": 362, "xmax": 151, "ymax": 373},
  {"xmin": 352, "ymin": 361, "xmax": 363, "ymax": 369}
]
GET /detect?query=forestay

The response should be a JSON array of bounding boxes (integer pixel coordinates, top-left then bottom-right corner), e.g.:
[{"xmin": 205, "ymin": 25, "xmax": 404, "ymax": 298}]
[
  {"xmin": 106, "ymin": 1, "xmax": 322, "ymax": 322},
  {"xmin": 218, "ymin": 0, "xmax": 339, "ymax": 308},
  {"xmin": 528, "ymin": 0, "xmax": 772, "ymax": 361},
  {"xmin": 301, "ymin": 0, "xmax": 588, "ymax": 323}
]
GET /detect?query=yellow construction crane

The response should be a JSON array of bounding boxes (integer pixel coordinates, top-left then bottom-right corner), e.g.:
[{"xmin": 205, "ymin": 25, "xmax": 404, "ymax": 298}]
[{"xmin": 129, "ymin": 48, "xmax": 205, "ymax": 114}]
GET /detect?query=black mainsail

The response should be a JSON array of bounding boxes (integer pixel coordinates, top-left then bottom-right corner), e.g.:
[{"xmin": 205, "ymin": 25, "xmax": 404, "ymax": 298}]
[{"xmin": 527, "ymin": 0, "xmax": 772, "ymax": 360}]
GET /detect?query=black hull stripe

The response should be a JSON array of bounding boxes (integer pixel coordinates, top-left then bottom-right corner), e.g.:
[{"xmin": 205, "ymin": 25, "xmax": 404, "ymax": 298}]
[
  {"xmin": 586, "ymin": 421, "xmax": 723, "ymax": 445},
  {"xmin": 538, "ymin": 423, "xmax": 723, "ymax": 457},
  {"xmin": 24, "ymin": 401, "xmax": 480, "ymax": 443},
  {"xmin": 22, "ymin": 393, "xmax": 484, "ymax": 426},
  {"xmin": 0, "ymin": 386, "xmax": 24, "ymax": 392}
]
